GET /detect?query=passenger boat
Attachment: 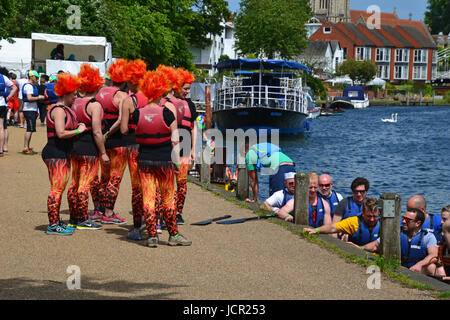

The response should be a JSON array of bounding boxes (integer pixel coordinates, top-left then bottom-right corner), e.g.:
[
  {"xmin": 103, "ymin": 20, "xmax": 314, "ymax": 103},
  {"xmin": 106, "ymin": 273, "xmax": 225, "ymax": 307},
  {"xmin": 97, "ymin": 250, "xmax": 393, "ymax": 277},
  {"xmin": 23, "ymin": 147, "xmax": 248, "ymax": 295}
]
[{"xmin": 212, "ymin": 58, "xmax": 312, "ymax": 135}]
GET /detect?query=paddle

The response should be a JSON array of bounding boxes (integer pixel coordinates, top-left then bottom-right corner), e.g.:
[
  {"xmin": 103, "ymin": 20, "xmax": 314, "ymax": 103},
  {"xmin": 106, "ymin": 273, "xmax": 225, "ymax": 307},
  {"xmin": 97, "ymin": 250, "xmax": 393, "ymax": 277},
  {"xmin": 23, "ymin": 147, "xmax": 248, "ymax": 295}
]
[
  {"xmin": 191, "ymin": 215, "xmax": 232, "ymax": 226},
  {"xmin": 216, "ymin": 214, "xmax": 277, "ymax": 225}
]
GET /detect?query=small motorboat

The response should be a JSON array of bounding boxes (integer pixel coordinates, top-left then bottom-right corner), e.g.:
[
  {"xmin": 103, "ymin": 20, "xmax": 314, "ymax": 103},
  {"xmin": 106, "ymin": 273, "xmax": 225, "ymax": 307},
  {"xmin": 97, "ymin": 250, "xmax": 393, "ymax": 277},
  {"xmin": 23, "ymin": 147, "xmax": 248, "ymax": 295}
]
[{"xmin": 330, "ymin": 96, "xmax": 354, "ymax": 109}]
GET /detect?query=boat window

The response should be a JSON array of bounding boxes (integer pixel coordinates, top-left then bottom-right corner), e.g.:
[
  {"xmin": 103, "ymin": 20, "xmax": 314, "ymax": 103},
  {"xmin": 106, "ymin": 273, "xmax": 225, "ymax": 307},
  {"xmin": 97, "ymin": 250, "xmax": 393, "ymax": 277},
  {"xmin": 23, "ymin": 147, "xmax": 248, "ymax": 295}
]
[{"xmin": 348, "ymin": 91, "xmax": 359, "ymax": 98}]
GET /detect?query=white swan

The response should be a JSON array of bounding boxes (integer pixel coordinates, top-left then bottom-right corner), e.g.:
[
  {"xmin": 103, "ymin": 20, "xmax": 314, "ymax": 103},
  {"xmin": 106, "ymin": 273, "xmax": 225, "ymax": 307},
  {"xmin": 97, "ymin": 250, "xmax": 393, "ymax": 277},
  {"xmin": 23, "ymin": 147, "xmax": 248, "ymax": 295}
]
[{"xmin": 381, "ymin": 113, "xmax": 398, "ymax": 123}]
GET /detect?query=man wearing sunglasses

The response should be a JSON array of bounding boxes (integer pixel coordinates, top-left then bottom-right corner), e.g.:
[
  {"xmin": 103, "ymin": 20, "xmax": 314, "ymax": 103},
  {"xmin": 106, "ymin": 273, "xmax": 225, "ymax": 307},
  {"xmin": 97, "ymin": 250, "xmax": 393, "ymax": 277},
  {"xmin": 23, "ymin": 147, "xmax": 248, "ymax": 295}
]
[
  {"xmin": 260, "ymin": 172, "xmax": 296, "ymax": 213},
  {"xmin": 317, "ymin": 174, "xmax": 343, "ymax": 218},
  {"xmin": 333, "ymin": 177, "xmax": 369, "ymax": 224},
  {"xmin": 406, "ymin": 195, "xmax": 442, "ymax": 243}
]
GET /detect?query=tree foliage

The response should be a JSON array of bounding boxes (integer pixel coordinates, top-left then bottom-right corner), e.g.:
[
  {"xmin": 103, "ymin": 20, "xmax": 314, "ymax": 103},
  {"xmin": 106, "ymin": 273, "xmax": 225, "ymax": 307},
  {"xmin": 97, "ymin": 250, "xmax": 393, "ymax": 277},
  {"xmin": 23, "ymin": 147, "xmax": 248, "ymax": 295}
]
[
  {"xmin": 233, "ymin": 0, "xmax": 312, "ymax": 59},
  {"xmin": 336, "ymin": 59, "xmax": 377, "ymax": 85},
  {"xmin": 424, "ymin": 0, "xmax": 450, "ymax": 34},
  {"xmin": 1, "ymin": 0, "xmax": 230, "ymax": 69}
]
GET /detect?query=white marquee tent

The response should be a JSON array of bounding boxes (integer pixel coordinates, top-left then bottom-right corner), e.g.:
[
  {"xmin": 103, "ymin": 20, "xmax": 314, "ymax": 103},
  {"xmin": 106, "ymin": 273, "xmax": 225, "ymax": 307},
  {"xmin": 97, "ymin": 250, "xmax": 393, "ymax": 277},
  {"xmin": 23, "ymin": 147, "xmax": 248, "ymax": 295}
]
[{"xmin": 0, "ymin": 38, "xmax": 32, "ymax": 76}]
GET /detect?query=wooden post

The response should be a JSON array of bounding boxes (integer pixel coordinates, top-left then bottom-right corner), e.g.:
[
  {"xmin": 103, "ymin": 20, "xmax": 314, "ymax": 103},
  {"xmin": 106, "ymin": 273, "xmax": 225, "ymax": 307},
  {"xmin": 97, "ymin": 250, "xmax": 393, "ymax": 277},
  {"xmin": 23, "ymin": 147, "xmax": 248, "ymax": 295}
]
[
  {"xmin": 293, "ymin": 172, "xmax": 309, "ymax": 225},
  {"xmin": 200, "ymin": 145, "xmax": 211, "ymax": 184},
  {"xmin": 205, "ymin": 85, "xmax": 212, "ymax": 130},
  {"xmin": 379, "ymin": 193, "xmax": 402, "ymax": 261},
  {"xmin": 236, "ymin": 165, "xmax": 249, "ymax": 200}
]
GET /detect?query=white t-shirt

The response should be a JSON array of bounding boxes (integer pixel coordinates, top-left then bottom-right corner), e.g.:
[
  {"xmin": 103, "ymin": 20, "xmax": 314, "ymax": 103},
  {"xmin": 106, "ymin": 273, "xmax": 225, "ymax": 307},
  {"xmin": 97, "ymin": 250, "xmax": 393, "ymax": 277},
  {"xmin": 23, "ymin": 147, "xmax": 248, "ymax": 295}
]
[
  {"xmin": 17, "ymin": 78, "xmax": 28, "ymax": 100},
  {"xmin": 265, "ymin": 189, "xmax": 293, "ymax": 212},
  {"xmin": 0, "ymin": 75, "xmax": 14, "ymax": 107},
  {"xmin": 22, "ymin": 82, "xmax": 38, "ymax": 112}
]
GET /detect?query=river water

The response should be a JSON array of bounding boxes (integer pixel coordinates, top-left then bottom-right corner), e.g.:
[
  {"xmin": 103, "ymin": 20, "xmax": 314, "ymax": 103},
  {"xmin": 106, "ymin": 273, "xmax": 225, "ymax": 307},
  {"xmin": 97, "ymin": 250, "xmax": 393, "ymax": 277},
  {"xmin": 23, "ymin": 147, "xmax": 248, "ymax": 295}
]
[{"xmin": 254, "ymin": 105, "xmax": 450, "ymax": 215}]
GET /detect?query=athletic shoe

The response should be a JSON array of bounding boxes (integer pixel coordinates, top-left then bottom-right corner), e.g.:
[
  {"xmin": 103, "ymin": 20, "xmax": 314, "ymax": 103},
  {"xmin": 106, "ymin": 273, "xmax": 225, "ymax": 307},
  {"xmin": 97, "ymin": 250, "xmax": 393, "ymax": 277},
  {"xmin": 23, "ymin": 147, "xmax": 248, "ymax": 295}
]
[
  {"xmin": 89, "ymin": 210, "xmax": 103, "ymax": 222},
  {"xmin": 46, "ymin": 222, "xmax": 74, "ymax": 236},
  {"xmin": 77, "ymin": 219, "xmax": 102, "ymax": 230},
  {"xmin": 127, "ymin": 228, "xmax": 142, "ymax": 241},
  {"xmin": 147, "ymin": 236, "xmax": 159, "ymax": 248},
  {"xmin": 100, "ymin": 212, "xmax": 126, "ymax": 225},
  {"xmin": 156, "ymin": 224, "xmax": 162, "ymax": 234},
  {"xmin": 176, "ymin": 214, "xmax": 185, "ymax": 225},
  {"xmin": 168, "ymin": 234, "xmax": 192, "ymax": 246}
]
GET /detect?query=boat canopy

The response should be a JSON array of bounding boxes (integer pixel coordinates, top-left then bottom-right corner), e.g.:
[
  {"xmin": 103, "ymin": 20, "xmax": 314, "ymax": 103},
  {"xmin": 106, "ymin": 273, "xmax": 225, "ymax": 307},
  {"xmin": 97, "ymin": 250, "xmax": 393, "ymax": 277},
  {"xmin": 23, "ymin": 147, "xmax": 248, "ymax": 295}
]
[
  {"xmin": 343, "ymin": 86, "xmax": 365, "ymax": 100},
  {"xmin": 215, "ymin": 58, "xmax": 311, "ymax": 73},
  {"xmin": 233, "ymin": 70, "xmax": 296, "ymax": 78}
]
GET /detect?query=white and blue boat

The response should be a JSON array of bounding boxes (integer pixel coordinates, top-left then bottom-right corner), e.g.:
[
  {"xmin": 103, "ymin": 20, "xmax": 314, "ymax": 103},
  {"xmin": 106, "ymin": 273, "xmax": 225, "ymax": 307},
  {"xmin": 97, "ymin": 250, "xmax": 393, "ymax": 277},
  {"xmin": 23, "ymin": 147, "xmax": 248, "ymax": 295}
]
[{"xmin": 331, "ymin": 86, "xmax": 370, "ymax": 109}]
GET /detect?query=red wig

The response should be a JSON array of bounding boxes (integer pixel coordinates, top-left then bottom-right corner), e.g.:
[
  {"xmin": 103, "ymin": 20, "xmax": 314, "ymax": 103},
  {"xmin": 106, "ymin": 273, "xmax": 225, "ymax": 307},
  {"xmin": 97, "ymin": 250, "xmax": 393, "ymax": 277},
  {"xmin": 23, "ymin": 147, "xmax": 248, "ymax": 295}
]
[
  {"xmin": 139, "ymin": 70, "xmax": 171, "ymax": 102},
  {"xmin": 126, "ymin": 59, "xmax": 147, "ymax": 85},
  {"xmin": 107, "ymin": 58, "xmax": 128, "ymax": 83},
  {"xmin": 175, "ymin": 68, "xmax": 195, "ymax": 92},
  {"xmin": 156, "ymin": 65, "xmax": 183, "ymax": 91},
  {"xmin": 54, "ymin": 73, "xmax": 81, "ymax": 97},
  {"xmin": 77, "ymin": 63, "xmax": 104, "ymax": 93}
]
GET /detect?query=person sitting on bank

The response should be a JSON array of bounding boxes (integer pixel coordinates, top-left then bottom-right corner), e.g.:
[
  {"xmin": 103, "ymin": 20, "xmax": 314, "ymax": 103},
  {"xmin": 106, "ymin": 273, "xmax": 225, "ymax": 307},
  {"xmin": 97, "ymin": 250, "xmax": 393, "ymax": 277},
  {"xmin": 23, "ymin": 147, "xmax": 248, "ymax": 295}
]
[
  {"xmin": 333, "ymin": 177, "xmax": 370, "ymax": 223},
  {"xmin": 406, "ymin": 195, "xmax": 442, "ymax": 243},
  {"xmin": 244, "ymin": 141, "xmax": 295, "ymax": 203},
  {"xmin": 303, "ymin": 197, "xmax": 380, "ymax": 247},
  {"xmin": 318, "ymin": 174, "xmax": 343, "ymax": 218},
  {"xmin": 260, "ymin": 171, "xmax": 296, "ymax": 213},
  {"xmin": 364, "ymin": 208, "xmax": 440, "ymax": 276}
]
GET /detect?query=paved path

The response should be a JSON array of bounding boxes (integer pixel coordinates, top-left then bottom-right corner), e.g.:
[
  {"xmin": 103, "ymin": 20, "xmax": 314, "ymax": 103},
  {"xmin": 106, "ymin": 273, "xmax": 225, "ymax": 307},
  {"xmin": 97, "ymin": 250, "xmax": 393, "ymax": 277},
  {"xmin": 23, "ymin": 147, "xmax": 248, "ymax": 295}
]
[{"xmin": 0, "ymin": 125, "xmax": 438, "ymax": 299}]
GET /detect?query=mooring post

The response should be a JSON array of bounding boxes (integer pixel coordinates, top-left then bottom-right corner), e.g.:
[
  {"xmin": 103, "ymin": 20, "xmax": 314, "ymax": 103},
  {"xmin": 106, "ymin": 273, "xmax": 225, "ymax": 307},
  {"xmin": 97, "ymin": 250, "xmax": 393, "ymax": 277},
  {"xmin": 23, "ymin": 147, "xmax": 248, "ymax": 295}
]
[
  {"xmin": 200, "ymin": 145, "xmax": 211, "ymax": 184},
  {"xmin": 379, "ymin": 193, "xmax": 402, "ymax": 261},
  {"xmin": 236, "ymin": 165, "xmax": 249, "ymax": 200},
  {"xmin": 205, "ymin": 85, "xmax": 212, "ymax": 130},
  {"xmin": 293, "ymin": 172, "xmax": 309, "ymax": 225}
]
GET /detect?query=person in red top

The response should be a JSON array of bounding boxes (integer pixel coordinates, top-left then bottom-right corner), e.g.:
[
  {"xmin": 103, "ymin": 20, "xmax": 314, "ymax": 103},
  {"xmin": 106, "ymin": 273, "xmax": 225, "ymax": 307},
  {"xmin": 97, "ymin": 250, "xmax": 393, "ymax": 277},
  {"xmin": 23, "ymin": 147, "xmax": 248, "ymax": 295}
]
[
  {"xmin": 67, "ymin": 64, "xmax": 109, "ymax": 230},
  {"xmin": 42, "ymin": 73, "xmax": 85, "ymax": 235}
]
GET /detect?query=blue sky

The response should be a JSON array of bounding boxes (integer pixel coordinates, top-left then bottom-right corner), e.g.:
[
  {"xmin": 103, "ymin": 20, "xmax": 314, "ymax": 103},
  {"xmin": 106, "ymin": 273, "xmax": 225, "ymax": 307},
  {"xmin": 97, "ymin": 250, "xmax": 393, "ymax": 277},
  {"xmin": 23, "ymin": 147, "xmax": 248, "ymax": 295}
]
[{"xmin": 227, "ymin": 0, "xmax": 428, "ymax": 21}]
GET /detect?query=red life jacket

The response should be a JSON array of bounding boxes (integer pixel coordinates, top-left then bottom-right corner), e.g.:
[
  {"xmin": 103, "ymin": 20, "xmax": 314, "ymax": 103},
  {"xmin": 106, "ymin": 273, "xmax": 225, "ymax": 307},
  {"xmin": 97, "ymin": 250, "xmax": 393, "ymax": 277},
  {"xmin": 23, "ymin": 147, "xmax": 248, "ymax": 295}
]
[
  {"xmin": 135, "ymin": 106, "xmax": 172, "ymax": 146},
  {"xmin": 95, "ymin": 86, "xmax": 120, "ymax": 120},
  {"xmin": 72, "ymin": 97, "xmax": 104, "ymax": 132},
  {"xmin": 128, "ymin": 91, "xmax": 148, "ymax": 132},
  {"xmin": 46, "ymin": 104, "xmax": 78, "ymax": 138},
  {"xmin": 171, "ymin": 97, "xmax": 193, "ymax": 130}
]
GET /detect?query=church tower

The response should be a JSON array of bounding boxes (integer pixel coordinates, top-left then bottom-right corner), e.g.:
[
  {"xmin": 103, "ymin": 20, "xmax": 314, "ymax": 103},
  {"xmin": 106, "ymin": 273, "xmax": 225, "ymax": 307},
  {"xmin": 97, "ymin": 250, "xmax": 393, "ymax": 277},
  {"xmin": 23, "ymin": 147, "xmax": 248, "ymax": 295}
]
[{"xmin": 309, "ymin": 0, "xmax": 350, "ymax": 23}]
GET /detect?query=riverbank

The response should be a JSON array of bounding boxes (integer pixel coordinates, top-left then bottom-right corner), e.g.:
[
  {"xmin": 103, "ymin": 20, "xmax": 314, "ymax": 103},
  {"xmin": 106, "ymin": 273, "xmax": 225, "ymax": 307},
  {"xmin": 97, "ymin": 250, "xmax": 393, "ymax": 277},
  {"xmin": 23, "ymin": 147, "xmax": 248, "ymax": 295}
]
[{"xmin": 316, "ymin": 99, "xmax": 450, "ymax": 107}]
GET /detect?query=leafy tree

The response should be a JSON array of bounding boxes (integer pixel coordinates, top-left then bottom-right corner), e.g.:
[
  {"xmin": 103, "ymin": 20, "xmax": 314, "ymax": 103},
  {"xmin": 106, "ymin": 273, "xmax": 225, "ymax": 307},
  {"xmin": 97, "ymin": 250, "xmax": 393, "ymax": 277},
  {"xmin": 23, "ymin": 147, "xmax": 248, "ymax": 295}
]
[
  {"xmin": 234, "ymin": 0, "xmax": 312, "ymax": 59},
  {"xmin": 336, "ymin": 59, "xmax": 377, "ymax": 85},
  {"xmin": 424, "ymin": 0, "xmax": 450, "ymax": 34}
]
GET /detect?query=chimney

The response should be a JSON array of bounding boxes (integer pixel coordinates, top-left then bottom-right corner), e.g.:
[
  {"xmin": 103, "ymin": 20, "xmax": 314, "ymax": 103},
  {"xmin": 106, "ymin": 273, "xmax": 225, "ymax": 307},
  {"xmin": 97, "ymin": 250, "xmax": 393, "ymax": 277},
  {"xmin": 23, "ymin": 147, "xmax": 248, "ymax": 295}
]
[
  {"xmin": 409, "ymin": 13, "xmax": 412, "ymax": 20},
  {"xmin": 393, "ymin": 6, "xmax": 397, "ymax": 17}
]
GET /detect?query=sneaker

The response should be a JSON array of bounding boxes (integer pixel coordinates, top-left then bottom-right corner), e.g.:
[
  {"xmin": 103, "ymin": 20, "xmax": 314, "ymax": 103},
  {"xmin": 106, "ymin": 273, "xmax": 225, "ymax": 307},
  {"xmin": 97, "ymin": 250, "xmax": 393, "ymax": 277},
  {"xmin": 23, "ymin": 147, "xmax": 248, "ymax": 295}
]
[
  {"xmin": 89, "ymin": 210, "xmax": 103, "ymax": 222},
  {"xmin": 156, "ymin": 224, "xmax": 162, "ymax": 234},
  {"xmin": 127, "ymin": 227, "xmax": 143, "ymax": 241},
  {"xmin": 101, "ymin": 212, "xmax": 126, "ymax": 225},
  {"xmin": 46, "ymin": 222, "xmax": 74, "ymax": 236},
  {"xmin": 147, "ymin": 236, "xmax": 159, "ymax": 248},
  {"xmin": 168, "ymin": 234, "xmax": 192, "ymax": 246},
  {"xmin": 176, "ymin": 214, "xmax": 185, "ymax": 225},
  {"xmin": 77, "ymin": 219, "xmax": 102, "ymax": 230}
]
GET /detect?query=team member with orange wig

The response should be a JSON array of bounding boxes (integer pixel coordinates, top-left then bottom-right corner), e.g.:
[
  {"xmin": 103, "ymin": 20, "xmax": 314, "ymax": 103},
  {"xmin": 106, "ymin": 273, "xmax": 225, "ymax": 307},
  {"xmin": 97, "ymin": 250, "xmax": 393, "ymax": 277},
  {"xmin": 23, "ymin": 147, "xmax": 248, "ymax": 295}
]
[
  {"xmin": 95, "ymin": 58, "xmax": 130, "ymax": 225},
  {"xmin": 42, "ymin": 73, "xmax": 86, "ymax": 235},
  {"xmin": 120, "ymin": 59, "xmax": 148, "ymax": 240},
  {"xmin": 135, "ymin": 70, "xmax": 191, "ymax": 247},
  {"xmin": 172, "ymin": 68, "xmax": 197, "ymax": 225},
  {"xmin": 66, "ymin": 64, "xmax": 109, "ymax": 230}
]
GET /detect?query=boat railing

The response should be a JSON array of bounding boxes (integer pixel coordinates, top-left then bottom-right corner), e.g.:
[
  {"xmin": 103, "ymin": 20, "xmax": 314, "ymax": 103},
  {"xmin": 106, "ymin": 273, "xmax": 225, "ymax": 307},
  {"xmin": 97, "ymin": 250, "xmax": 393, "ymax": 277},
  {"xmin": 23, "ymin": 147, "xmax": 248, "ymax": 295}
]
[{"xmin": 214, "ymin": 81, "xmax": 308, "ymax": 114}]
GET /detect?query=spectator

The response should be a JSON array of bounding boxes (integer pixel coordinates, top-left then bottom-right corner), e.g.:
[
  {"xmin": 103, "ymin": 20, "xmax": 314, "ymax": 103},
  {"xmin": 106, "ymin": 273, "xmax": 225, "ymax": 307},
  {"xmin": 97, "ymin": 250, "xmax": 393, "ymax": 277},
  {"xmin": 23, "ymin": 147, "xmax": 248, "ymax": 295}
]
[
  {"xmin": 51, "ymin": 44, "xmax": 65, "ymax": 60},
  {"xmin": 439, "ymin": 205, "xmax": 450, "ymax": 280},
  {"xmin": 88, "ymin": 55, "xmax": 96, "ymax": 62},
  {"xmin": 244, "ymin": 142, "xmax": 295, "ymax": 203},
  {"xmin": 364, "ymin": 208, "xmax": 440, "ymax": 276},
  {"xmin": 318, "ymin": 173, "xmax": 343, "ymax": 218},
  {"xmin": 37, "ymin": 74, "xmax": 49, "ymax": 126},
  {"xmin": 7, "ymin": 72, "xmax": 19, "ymax": 126},
  {"xmin": 16, "ymin": 72, "xmax": 29, "ymax": 128},
  {"xmin": 0, "ymin": 67, "xmax": 18, "ymax": 157},
  {"xmin": 406, "ymin": 195, "xmax": 442, "ymax": 243},
  {"xmin": 333, "ymin": 177, "xmax": 369, "ymax": 223},
  {"xmin": 303, "ymin": 197, "xmax": 380, "ymax": 247},
  {"xmin": 260, "ymin": 171, "xmax": 296, "ymax": 213}
]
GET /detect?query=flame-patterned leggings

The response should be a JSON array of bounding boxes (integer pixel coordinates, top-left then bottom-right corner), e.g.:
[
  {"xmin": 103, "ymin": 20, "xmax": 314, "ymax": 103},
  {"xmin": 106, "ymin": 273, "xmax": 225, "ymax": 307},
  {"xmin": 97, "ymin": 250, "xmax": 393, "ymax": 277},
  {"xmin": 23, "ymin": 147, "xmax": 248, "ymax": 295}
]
[
  {"xmin": 67, "ymin": 155, "xmax": 100, "ymax": 222},
  {"xmin": 127, "ymin": 144, "xmax": 144, "ymax": 228},
  {"xmin": 99, "ymin": 146, "xmax": 128, "ymax": 210},
  {"xmin": 174, "ymin": 156, "xmax": 191, "ymax": 215},
  {"xmin": 44, "ymin": 158, "xmax": 71, "ymax": 226},
  {"xmin": 138, "ymin": 163, "xmax": 177, "ymax": 238}
]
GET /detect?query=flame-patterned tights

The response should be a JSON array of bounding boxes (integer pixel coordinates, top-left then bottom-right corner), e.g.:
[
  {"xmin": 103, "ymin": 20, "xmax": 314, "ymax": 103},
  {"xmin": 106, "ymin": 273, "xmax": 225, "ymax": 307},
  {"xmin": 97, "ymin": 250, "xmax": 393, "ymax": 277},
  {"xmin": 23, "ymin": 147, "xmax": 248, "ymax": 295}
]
[{"xmin": 44, "ymin": 158, "xmax": 71, "ymax": 225}]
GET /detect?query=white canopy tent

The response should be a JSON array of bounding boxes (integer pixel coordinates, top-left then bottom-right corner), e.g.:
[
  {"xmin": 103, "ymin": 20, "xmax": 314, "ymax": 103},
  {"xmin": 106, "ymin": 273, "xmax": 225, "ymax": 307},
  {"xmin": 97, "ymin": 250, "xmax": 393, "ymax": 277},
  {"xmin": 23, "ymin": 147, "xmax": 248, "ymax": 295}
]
[
  {"xmin": 325, "ymin": 75, "xmax": 353, "ymax": 86},
  {"xmin": 366, "ymin": 77, "xmax": 386, "ymax": 88},
  {"xmin": 31, "ymin": 33, "xmax": 112, "ymax": 77},
  {"xmin": 0, "ymin": 38, "xmax": 32, "ymax": 76}
]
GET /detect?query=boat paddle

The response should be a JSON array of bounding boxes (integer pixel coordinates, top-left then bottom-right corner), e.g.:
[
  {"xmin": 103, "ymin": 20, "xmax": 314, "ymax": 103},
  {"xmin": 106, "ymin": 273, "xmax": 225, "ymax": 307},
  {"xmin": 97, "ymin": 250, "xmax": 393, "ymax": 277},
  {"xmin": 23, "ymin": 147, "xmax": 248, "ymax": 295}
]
[
  {"xmin": 191, "ymin": 215, "xmax": 232, "ymax": 226},
  {"xmin": 216, "ymin": 213, "xmax": 277, "ymax": 225}
]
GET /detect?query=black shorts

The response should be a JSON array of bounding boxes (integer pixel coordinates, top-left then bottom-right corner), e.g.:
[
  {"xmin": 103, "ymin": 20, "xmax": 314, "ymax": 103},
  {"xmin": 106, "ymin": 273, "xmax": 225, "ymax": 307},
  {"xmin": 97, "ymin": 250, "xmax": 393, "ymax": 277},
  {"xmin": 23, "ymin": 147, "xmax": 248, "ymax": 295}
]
[
  {"xmin": 23, "ymin": 111, "xmax": 37, "ymax": 132},
  {"xmin": 0, "ymin": 106, "xmax": 7, "ymax": 129}
]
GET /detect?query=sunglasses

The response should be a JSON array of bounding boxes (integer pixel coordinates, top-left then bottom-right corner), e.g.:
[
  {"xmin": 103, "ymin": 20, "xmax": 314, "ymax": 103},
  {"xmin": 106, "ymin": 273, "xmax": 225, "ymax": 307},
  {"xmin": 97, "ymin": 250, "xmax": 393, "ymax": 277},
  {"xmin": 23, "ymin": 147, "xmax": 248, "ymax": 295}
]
[
  {"xmin": 353, "ymin": 190, "xmax": 367, "ymax": 194},
  {"xmin": 319, "ymin": 184, "xmax": 331, "ymax": 188},
  {"xmin": 402, "ymin": 216, "xmax": 415, "ymax": 224}
]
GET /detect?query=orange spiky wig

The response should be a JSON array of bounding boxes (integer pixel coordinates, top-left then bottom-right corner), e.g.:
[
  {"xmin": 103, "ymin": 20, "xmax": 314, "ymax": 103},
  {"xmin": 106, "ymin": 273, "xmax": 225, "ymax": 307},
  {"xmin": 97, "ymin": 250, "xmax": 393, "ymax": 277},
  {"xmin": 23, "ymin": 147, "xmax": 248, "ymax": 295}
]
[
  {"xmin": 54, "ymin": 73, "xmax": 81, "ymax": 97},
  {"xmin": 107, "ymin": 58, "xmax": 128, "ymax": 83},
  {"xmin": 175, "ymin": 68, "xmax": 195, "ymax": 92},
  {"xmin": 77, "ymin": 63, "xmax": 104, "ymax": 93},
  {"xmin": 126, "ymin": 59, "xmax": 148, "ymax": 85},
  {"xmin": 156, "ymin": 65, "xmax": 183, "ymax": 91},
  {"xmin": 139, "ymin": 70, "xmax": 171, "ymax": 102}
]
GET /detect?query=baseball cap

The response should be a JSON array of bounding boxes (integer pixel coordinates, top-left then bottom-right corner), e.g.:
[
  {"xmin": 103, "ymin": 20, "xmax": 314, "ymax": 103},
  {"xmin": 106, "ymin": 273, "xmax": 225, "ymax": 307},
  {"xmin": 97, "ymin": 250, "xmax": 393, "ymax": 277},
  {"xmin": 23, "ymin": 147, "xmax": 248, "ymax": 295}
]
[
  {"xmin": 284, "ymin": 172, "xmax": 296, "ymax": 180},
  {"xmin": 49, "ymin": 74, "xmax": 58, "ymax": 82},
  {"xmin": 28, "ymin": 70, "xmax": 40, "ymax": 78}
]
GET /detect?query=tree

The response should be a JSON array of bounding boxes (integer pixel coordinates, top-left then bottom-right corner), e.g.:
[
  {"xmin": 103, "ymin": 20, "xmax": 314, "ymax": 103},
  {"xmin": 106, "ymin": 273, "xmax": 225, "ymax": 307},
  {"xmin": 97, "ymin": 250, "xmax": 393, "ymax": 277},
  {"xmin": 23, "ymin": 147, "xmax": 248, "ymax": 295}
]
[
  {"xmin": 234, "ymin": 0, "xmax": 312, "ymax": 59},
  {"xmin": 336, "ymin": 59, "xmax": 377, "ymax": 85},
  {"xmin": 425, "ymin": 0, "xmax": 450, "ymax": 34}
]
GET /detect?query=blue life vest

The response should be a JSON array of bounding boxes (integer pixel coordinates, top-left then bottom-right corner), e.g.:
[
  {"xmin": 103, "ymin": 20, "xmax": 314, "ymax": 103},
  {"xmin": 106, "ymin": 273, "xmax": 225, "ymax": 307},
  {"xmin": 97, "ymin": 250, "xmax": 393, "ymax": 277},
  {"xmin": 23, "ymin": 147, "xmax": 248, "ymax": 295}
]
[
  {"xmin": 0, "ymin": 75, "xmax": 11, "ymax": 97},
  {"xmin": 22, "ymin": 83, "xmax": 38, "ymax": 102},
  {"xmin": 44, "ymin": 82, "xmax": 58, "ymax": 104},
  {"xmin": 348, "ymin": 215, "xmax": 380, "ymax": 246},
  {"xmin": 400, "ymin": 230, "xmax": 428, "ymax": 268},
  {"xmin": 342, "ymin": 196, "xmax": 363, "ymax": 220},
  {"xmin": 249, "ymin": 143, "xmax": 281, "ymax": 170},
  {"xmin": 309, "ymin": 196, "xmax": 326, "ymax": 228},
  {"xmin": 421, "ymin": 214, "xmax": 442, "ymax": 244},
  {"xmin": 281, "ymin": 188, "xmax": 294, "ymax": 207},
  {"xmin": 318, "ymin": 190, "xmax": 340, "ymax": 217}
]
